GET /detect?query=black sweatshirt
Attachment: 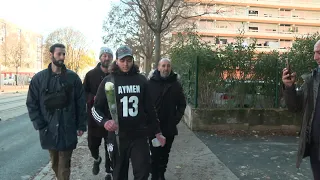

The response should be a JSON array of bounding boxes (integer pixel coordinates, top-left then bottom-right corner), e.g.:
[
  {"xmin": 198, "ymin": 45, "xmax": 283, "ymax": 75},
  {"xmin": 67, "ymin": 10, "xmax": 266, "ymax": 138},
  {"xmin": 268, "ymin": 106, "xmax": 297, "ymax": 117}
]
[
  {"xmin": 92, "ymin": 62, "xmax": 161, "ymax": 137},
  {"xmin": 83, "ymin": 62, "xmax": 109, "ymax": 137}
]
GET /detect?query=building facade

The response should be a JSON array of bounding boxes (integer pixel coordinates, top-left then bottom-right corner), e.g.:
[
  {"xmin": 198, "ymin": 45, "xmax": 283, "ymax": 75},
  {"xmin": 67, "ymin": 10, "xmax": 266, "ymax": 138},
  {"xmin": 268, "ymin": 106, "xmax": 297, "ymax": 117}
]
[
  {"xmin": 185, "ymin": 0, "xmax": 320, "ymax": 52},
  {"xmin": 0, "ymin": 18, "xmax": 43, "ymax": 78}
]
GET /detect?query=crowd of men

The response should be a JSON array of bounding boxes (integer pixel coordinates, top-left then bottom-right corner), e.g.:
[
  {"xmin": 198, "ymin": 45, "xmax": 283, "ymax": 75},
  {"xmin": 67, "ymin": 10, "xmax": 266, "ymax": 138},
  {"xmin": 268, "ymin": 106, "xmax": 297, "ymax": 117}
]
[
  {"xmin": 26, "ymin": 43, "xmax": 186, "ymax": 180},
  {"xmin": 26, "ymin": 39, "xmax": 320, "ymax": 180}
]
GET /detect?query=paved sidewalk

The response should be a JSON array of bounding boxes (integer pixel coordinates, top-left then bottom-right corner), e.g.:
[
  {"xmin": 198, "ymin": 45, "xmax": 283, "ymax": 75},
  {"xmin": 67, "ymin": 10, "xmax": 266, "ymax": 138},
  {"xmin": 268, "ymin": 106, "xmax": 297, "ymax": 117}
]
[{"xmin": 32, "ymin": 123, "xmax": 238, "ymax": 180}]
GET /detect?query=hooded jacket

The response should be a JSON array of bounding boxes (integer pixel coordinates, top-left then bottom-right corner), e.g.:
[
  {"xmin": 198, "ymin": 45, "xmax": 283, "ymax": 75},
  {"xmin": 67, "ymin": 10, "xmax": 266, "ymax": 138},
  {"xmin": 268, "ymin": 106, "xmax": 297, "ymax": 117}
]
[
  {"xmin": 83, "ymin": 62, "xmax": 109, "ymax": 137},
  {"xmin": 148, "ymin": 70, "xmax": 186, "ymax": 136},
  {"xmin": 92, "ymin": 61, "xmax": 161, "ymax": 138}
]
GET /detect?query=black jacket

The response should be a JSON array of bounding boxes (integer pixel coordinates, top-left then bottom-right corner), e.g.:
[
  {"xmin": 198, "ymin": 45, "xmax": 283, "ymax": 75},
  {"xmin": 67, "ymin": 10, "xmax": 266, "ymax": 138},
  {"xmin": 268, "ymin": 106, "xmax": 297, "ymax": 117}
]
[
  {"xmin": 26, "ymin": 63, "xmax": 87, "ymax": 150},
  {"xmin": 92, "ymin": 61, "xmax": 161, "ymax": 138},
  {"xmin": 148, "ymin": 70, "xmax": 186, "ymax": 136},
  {"xmin": 83, "ymin": 63, "xmax": 109, "ymax": 137}
]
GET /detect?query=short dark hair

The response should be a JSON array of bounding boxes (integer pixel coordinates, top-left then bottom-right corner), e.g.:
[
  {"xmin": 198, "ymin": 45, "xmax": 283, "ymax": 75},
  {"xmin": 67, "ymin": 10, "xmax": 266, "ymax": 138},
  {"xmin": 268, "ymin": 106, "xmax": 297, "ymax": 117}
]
[{"xmin": 49, "ymin": 43, "xmax": 65, "ymax": 53}]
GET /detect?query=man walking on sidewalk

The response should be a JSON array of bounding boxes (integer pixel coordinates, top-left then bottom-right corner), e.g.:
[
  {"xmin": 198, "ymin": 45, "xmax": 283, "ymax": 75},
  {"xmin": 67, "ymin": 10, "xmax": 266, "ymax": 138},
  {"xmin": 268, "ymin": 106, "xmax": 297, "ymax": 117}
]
[
  {"xmin": 92, "ymin": 45, "xmax": 166, "ymax": 180},
  {"xmin": 26, "ymin": 43, "xmax": 87, "ymax": 180},
  {"xmin": 282, "ymin": 40, "xmax": 320, "ymax": 180},
  {"xmin": 83, "ymin": 47, "xmax": 114, "ymax": 180},
  {"xmin": 147, "ymin": 58, "xmax": 186, "ymax": 180}
]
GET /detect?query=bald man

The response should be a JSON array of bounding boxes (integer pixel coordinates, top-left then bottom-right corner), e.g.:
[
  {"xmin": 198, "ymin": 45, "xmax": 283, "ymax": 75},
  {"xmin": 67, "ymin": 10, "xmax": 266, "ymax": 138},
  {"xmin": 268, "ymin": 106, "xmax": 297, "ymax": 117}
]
[
  {"xmin": 147, "ymin": 58, "xmax": 186, "ymax": 180},
  {"xmin": 282, "ymin": 40, "xmax": 320, "ymax": 179}
]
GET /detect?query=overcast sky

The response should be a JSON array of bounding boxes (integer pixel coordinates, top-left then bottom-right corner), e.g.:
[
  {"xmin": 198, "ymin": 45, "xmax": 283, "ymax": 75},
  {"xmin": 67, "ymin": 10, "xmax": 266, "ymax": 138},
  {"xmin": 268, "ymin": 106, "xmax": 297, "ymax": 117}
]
[{"xmin": 0, "ymin": 0, "xmax": 120, "ymax": 59}]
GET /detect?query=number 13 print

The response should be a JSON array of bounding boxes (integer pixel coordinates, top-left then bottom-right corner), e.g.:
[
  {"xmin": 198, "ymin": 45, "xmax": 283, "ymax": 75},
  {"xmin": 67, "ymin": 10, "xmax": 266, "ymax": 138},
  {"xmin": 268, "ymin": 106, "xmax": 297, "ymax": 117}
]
[{"xmin": 120, "ymin": 96, "xmax": 139, "ymax": 117}]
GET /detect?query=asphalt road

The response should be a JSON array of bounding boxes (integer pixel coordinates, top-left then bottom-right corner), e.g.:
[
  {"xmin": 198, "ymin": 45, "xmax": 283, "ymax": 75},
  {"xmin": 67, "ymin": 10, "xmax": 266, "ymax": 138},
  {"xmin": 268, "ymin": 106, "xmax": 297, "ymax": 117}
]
[
  {"xmin": 195, "ymin": 131, "xmax": 314, "ymax": 180},
  {"xmin": 0, "ymin": 113, "xmax": 49, "ymax": 180},
  {"xmin": 0, "ymin": 92, "xmax": 28, "ymax": 121}
]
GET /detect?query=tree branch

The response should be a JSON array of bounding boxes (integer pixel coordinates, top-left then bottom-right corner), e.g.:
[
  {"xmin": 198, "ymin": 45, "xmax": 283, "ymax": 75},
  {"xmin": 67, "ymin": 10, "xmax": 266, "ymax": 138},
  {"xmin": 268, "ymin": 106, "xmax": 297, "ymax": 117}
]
[
  {"xmin": 161, "ymin": 15, "xmax": 179, "ymax": 32},
  {"xmin": 160, "ymin": 0, "xmax": 177, "ymax": 26}
]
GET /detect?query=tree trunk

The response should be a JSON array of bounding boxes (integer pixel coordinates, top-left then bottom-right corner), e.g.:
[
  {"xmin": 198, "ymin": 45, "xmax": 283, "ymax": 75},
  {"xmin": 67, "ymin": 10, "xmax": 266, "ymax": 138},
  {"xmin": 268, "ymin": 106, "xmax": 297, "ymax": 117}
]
[
  {"xmin": 144, "ymin": 55, "xmax": 152, "ymax": 74},
  {"xmin": 15, "ymin": 66, "xmax": 18, "ymax": 86},
  {"xmin": 144, "ymin": 39, "xmax": 154, "ymax": 74},
  {"xmin": 155, "ymin": 31, "xmax": 161, "ymax": 64}
]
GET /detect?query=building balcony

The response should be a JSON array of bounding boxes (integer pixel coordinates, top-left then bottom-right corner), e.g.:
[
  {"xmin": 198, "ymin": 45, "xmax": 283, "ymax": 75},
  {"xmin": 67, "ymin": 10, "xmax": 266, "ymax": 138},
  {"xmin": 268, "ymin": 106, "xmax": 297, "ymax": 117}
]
[
  {"xmin": 185, "ymin": 0, "xmax": 320, "ymax": 11},
  {"xmin": 195, "ymin": 28, "xmax": 303, "ymax": 40},
  {"xmin": 171, "ymin": 31, "xmax": 291, "ymax": 52},
  {"xmin": 197, "ymin": 13, "xmax": 320, "ymax": 27},
  {"xmin": 216, "ymin": 44, "xmax": 289, "ymax": 53}
]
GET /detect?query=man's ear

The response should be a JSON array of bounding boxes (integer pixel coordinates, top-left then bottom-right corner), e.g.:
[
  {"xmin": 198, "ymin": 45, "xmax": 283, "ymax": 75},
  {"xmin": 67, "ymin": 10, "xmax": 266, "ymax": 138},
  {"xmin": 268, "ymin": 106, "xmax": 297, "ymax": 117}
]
[{"xmin": 49, "ymin": 52, "xmax": 53, "ymax": 58}]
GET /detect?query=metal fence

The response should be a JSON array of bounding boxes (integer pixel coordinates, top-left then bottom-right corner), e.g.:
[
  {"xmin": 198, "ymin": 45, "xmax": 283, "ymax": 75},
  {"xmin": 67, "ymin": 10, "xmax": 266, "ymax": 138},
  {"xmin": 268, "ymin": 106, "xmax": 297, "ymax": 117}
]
[{"xmin": 177, "ymin": 56, "xmax": 286, "ymax": 109}]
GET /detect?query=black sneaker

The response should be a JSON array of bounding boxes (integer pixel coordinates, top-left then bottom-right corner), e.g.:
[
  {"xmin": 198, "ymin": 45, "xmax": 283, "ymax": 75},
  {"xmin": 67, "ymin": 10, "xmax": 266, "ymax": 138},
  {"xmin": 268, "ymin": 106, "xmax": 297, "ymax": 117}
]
[
  {"xmin": 92, "ymin": 156, "xmax": 102, "ymax": 175},
  {"xmin": 105, "ymin": 173, "xmax": 113, "ymax": 180}
]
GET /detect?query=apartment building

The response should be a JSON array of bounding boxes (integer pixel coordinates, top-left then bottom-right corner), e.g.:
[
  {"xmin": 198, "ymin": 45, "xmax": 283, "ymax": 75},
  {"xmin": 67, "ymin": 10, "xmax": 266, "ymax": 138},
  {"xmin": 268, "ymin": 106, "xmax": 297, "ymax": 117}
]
[
  {"xmin": 184, "ymin": 0, "xmax": 320, "ymax": 52},
  {"xmin": 0, "ymin": 18, "xmax": 43, "ymax": 78}
]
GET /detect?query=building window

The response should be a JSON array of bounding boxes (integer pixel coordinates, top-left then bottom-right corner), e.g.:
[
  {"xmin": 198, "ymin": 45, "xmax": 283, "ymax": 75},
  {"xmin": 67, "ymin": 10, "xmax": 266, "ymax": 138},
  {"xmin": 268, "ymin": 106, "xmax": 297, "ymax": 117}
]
[
  {"xmin": 280, "ymin": 24, "xmax": 292, "ymax": 33},
  {"xmin": 279, "ymin": 9, "xmax": 291, "ymax": 17},
  {"xmin": 290, "ymin": 26, "xmax": 298, "ymax": 32},
  {"xmin": 248, "ymin": 10, "xmax": 258, "ymax": 16},
  {"xmin": 264, "ymin": 14, "xmax": 272, "ymax": 17},
  {"xmin": 280, "ymin": 8, "xmax": 291, "ymax": 11},
  {"xmin": 249, "ymin": 27, "xmax": 258, "ymax": 32},
  {"xmin": 216, "ymin": 38, "xmax": 228, "ymax": 44},
  {"xmin": 265, "ymin": 28, "xmax": 277, "ymax": 32},
  {"xmin": 280, "ymin": 40, "xmax": 292, "ymax": 49}
]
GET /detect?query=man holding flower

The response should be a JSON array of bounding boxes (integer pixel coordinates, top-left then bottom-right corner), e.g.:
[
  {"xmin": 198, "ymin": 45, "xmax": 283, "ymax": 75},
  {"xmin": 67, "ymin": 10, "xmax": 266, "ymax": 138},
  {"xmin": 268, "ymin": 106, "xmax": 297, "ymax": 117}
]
[{"xmin": 92, "ymin": 45, "xmax": 166, "ymax": 180}]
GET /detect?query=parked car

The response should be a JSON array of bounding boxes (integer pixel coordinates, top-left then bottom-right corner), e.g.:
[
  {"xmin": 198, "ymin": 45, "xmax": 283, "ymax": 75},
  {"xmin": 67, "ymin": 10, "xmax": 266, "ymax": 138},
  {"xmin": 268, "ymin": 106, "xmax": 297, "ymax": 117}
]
[{"xmin": 3, "ymin": 77, "xmax": 15, "ymax": 85}]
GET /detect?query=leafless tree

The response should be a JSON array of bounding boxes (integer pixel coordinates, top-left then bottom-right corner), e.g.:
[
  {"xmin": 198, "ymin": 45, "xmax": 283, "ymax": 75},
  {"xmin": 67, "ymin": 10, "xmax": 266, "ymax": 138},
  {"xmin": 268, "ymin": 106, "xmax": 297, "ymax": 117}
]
[
  {"xmin": 44, "ymin": 27, "xmax": 93, "ymax": 72},
  {"xmin": 102, "ymin": 3, "xmax": 156, "ymax": 73},
  {"xmin": 121, "ymin": 0, "xmax": 208, "ymax": 64},
  {"xmin": 1, "ymin": 30, "xmax": 27, "ymax": 85}
]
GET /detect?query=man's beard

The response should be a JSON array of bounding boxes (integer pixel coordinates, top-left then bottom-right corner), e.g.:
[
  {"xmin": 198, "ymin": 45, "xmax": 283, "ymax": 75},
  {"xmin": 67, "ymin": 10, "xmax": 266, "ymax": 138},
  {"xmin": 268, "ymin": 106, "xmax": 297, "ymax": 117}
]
[
  {"xmin": 101, "ymin": 60, "xmax": 110, "ymax": 68},
  {"xmin": 160, "ymin": 71, "xmax": 170, "ymax": 78},
  {"xmin": 52, "ymin": 58, "xmax": 64, "ymax": 67}
]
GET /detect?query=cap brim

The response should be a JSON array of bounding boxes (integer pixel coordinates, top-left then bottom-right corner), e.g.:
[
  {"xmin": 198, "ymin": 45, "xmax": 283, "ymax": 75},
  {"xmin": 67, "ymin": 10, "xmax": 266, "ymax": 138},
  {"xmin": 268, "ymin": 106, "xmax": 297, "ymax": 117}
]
[{"xmin": 118, "ymin": 54, "xmax": 133, "ymax": 60}]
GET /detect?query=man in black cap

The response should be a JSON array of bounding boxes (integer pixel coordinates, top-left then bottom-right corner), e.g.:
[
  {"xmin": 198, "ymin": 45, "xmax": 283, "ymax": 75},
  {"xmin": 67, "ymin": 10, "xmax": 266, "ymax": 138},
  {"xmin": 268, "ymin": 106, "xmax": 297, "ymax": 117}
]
[
  {"xmin": 91, "ymin": 45, "xmax": 166, "ymax": 180},
  {"xmin": 83, "ymin": 47, "xmax": 114, "ymax": 180}
]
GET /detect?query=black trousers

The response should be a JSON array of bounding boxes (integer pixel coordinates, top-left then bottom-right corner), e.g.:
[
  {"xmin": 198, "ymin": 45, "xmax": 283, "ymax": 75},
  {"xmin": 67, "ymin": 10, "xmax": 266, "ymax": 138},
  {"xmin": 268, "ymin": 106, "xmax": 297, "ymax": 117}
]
[
  {"xmin": 149, "ymin": 136, "xmax": 175, "ymax": 177},
  {"xmin": 112, "ymin": 136, "xmax": 151, "ymax": 180},
  {"xmin": 87, "ymin": 134, "xmax": 113, "ymax": 173},
  {"xmin": 310, "ymin": 143, "xmax": 320, "ymax": 180}
]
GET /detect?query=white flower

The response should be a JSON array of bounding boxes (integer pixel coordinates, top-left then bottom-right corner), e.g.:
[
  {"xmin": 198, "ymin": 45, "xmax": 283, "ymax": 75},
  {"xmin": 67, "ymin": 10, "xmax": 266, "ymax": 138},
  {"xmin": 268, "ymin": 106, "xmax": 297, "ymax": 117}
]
[{"xmin": 105, "ymin": 82, "xmax": 114, "ymax": 91}]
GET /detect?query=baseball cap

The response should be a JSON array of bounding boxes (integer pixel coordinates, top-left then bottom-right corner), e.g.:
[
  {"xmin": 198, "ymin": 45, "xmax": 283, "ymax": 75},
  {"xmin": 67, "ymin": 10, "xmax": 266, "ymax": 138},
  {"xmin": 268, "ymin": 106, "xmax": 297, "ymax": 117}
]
[
  {"xmin": 116, "ymin": 45, "xmax": 133, "ymax": 60},
  {"xmin": 99, "ymin": 47, "xmax": 113, "ymax": 58}
]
